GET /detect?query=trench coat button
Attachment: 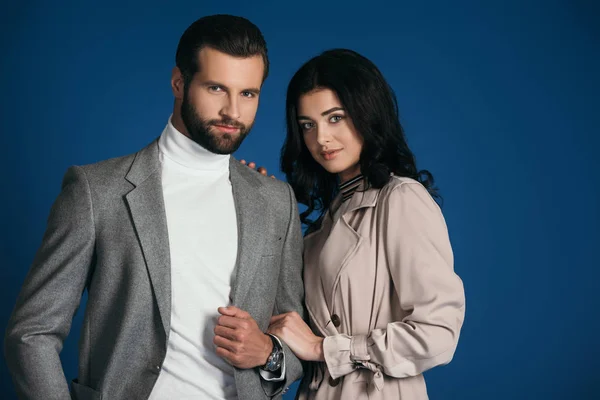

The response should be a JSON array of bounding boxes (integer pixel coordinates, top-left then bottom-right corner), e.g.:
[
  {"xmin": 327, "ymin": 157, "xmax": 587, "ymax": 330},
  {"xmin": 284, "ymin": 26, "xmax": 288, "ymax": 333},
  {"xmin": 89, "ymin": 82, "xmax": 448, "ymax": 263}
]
[
  {"xmin": 329, "ymin": 376, "xmax": 341, "ymax": 387},
  {"xmin": 331, "ymin": 314, "xmax": 341, "ymax": 327}
]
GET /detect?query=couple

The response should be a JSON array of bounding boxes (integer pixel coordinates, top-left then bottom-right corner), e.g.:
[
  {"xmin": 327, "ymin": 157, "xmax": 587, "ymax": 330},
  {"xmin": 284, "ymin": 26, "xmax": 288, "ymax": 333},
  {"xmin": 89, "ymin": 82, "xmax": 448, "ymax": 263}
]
[{"xmin": 5, "ymin": 14, "xmax": 465, "ymax": 400}]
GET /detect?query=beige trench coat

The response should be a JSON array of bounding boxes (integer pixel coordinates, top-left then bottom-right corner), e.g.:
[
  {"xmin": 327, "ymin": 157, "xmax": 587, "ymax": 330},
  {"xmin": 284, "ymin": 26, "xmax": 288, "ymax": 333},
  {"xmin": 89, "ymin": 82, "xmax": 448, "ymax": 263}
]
[{"xmin": 297, "ymin": 176, "xmax": 465, "ymax": 400}]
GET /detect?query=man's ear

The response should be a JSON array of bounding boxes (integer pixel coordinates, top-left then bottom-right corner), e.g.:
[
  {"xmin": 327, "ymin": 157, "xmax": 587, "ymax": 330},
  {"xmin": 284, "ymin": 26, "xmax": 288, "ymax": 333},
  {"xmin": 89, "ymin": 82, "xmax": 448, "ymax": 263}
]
[{"xmin": 171, "ymin": 66, "xmax": 185, "ymax": 99}]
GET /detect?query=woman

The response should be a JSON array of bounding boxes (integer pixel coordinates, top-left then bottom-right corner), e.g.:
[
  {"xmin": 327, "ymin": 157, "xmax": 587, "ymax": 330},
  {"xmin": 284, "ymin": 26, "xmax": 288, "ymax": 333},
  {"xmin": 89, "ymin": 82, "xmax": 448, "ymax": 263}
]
[{"xmin": 267, "ymin": 49, "xmax": 466, "ymax": 399}]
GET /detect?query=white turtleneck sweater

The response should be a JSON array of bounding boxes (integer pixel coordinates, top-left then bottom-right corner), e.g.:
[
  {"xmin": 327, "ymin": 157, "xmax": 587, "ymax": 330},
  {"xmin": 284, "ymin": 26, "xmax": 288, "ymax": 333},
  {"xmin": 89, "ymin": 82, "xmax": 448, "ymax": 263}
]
[
  {"xmin": 148, "ymin": 118, "xmax": 283, "ymax": 400},
  {"xmin": 147, "ymin": 117, "xmax": 237, "ymax": 400}
]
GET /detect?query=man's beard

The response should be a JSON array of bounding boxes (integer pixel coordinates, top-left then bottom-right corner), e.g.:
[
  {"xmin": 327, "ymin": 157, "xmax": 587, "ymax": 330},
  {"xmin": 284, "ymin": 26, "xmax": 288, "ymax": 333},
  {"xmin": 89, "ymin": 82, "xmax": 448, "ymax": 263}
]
[{"xmin": 180, "ymin": 91, "xmax": 253, "ymax": 155}]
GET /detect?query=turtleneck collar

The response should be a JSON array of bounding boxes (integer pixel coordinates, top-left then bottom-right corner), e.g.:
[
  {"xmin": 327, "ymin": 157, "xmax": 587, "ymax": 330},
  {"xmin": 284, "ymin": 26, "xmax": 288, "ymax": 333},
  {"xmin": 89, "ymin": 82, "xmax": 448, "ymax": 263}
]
[{"xmin": 158, "ymin": 116, "xmax": 230, "ymax": 171}]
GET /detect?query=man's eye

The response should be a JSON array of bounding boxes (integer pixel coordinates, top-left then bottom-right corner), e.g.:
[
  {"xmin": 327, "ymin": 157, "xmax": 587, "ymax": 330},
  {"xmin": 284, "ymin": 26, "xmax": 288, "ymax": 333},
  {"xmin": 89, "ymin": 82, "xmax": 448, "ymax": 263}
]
[
  {"xmin": 241, "ymin": 91, "xmax": 255, "ymax": 98},
  {"xmin": 208, "ymin": 86, "xmax": 223, "ymax": 92}
]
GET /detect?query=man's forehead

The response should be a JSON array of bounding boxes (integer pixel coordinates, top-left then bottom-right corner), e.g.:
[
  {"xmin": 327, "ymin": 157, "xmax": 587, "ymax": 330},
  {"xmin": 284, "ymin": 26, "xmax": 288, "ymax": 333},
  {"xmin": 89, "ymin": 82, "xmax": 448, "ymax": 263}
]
[{"xmin": 196, "ymin": 47, "xmax": 264, "ymax": 87}]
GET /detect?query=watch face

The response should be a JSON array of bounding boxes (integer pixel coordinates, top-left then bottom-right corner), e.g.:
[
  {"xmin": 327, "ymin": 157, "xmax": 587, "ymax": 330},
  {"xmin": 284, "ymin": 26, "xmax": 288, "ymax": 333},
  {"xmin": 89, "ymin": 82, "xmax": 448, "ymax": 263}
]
[{"xmin": 263, "ymin": 335, "xmax": 283, "ymax": 371}]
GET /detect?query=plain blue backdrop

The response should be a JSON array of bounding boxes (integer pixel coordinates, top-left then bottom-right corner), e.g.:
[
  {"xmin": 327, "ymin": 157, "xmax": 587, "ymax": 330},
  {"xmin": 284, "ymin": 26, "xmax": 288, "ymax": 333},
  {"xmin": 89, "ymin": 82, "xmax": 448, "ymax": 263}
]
[{"xmin": 1, "ymin": 0, "xmax": 598, "ymax": 398}]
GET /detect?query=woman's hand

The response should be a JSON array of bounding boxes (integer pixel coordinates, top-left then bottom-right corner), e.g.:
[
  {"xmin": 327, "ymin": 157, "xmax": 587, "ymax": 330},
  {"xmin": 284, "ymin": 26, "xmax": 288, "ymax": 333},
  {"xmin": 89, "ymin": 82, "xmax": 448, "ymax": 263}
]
[
  {"xmin": 239, "ymin": 159, "xmax": 275, "ymax": 178},
  {"xmin": 267, "ymin": 311, "xmax": 324, "ymax": 362}
]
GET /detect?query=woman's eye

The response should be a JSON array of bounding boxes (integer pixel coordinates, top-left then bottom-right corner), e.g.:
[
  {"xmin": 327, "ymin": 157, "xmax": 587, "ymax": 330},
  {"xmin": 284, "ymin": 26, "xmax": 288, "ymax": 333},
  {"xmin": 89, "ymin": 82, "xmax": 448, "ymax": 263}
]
[
  {"xmin": 300, "ymin": 122, "xmax": 314, "ymax": 131},
  {"xmin": 330, "ymin": 115, "xmax": 343, "ymax": 123}
]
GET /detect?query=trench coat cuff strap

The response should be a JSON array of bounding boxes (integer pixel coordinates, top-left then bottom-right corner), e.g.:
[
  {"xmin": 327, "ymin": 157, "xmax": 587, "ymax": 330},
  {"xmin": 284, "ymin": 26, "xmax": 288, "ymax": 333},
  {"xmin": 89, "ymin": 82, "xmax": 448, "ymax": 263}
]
[
  {"xmin": 323, "ymin": 335, "xmax": 355, "ymax": 379},
  {"xmin": 350, "ymin": 335, "xmax": 370, "ymax": 362}
]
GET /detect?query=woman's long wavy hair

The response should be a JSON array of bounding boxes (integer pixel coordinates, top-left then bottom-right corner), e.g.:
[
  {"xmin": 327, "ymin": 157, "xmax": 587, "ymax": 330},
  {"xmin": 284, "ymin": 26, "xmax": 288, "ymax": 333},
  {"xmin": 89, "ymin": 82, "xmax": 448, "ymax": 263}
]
[{"xmin": 281, "ymin": 49, "xmax": 439, "ymax": 229}]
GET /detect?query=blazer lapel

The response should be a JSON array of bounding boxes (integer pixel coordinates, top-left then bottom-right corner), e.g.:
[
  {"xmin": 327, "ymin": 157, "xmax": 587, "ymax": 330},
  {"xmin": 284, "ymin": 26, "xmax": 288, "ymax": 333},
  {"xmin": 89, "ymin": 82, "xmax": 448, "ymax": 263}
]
[
  {"xmin": 125, "ymin": 140, "xmax": 171, "ymax": 335},
  {"xmin": 228, "ymin": 159, "xmax": 268, "ymax": 307}
]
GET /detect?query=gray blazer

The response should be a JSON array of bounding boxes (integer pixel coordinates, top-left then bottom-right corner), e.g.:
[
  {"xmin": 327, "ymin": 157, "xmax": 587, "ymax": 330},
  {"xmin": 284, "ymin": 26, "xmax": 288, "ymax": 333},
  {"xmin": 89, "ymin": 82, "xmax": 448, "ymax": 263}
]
[{"xmin": 4, "ymin": 139, "xmax": 305, "ymax": 400}]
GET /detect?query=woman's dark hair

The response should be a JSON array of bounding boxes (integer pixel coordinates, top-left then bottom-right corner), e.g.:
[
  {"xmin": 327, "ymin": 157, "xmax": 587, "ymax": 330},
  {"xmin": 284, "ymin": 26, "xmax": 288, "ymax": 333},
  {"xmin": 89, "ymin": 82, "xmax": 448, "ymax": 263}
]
[
  {"xmin": 175, "ymin": 14, "xmax": 269, "ymax": 86},
  {"xmin": 281, "ymin": 48, "xmax": 439, "ymax": 228}
]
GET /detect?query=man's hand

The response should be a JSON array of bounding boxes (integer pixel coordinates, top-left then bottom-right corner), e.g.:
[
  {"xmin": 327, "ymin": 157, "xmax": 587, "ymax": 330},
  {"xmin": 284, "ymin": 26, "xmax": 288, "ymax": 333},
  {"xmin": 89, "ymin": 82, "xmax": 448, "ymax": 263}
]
[{"xmin": 214, "ymin": 306, "xmax": 273, "ymax": 369}]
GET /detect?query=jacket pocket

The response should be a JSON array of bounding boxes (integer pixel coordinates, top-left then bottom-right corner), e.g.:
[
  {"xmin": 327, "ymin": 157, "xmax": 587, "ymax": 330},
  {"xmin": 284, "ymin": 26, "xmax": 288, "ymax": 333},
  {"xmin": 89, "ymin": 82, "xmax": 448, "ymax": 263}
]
[{"xmin": 71, "ymin": 379, "xmax": 102, "ymax": 400}]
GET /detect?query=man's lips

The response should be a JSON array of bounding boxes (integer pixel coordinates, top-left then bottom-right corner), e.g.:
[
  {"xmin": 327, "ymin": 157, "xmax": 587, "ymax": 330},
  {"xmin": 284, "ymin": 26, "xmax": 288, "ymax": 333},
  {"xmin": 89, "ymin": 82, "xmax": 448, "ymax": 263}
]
[{"xmin": 212, "ymin": 124, "xmax": 241, "ymax": 134}]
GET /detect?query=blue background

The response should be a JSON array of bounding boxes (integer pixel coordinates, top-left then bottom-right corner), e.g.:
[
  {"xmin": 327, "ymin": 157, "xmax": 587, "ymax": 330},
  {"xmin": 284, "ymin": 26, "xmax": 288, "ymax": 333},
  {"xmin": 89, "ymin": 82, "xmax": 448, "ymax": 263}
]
[{"xmin": 1, "ymin": 0, "xmax": 599, "ymax": 398}]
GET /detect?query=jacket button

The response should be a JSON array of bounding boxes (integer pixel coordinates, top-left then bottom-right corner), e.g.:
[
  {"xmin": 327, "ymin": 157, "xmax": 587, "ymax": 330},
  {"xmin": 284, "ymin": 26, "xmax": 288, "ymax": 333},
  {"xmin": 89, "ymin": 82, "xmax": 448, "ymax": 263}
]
[
  {"xmin": 331, "ymin": 314, "xmax": 341, "ymax": 327},
  {"xmin": 329, "ymin": 376, "xmax": 340, "ymax": 387}
]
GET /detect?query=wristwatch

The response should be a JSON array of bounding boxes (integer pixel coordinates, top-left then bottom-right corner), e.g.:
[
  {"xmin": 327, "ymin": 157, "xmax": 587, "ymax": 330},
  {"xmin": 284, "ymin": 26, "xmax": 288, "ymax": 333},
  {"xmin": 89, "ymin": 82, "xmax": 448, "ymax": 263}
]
[{"xmin": 261, "ymin": 334, "xmax": 283, "ymax": 372}]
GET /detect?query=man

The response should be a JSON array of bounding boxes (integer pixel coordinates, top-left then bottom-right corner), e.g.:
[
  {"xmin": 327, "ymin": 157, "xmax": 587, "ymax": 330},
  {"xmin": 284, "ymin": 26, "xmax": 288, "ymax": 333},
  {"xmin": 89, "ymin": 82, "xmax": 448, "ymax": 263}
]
[{"xmin": 5, "ymin": 15, "xmax": 305, "ymax": 400}]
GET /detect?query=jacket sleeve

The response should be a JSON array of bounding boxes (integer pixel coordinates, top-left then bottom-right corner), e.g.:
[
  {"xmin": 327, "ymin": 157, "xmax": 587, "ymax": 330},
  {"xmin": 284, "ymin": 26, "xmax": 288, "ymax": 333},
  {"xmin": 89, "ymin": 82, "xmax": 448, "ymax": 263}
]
[
  {"xmin": 261, "ymin": 183, "xmax": 305, "ymax": 398},
  {"xmin": 4, "ymin": 166, "xmax": 96, "ymax": 399},
  {"xmin": 323, "ymin": 181, "xmax": 465, "ymax": 380}
]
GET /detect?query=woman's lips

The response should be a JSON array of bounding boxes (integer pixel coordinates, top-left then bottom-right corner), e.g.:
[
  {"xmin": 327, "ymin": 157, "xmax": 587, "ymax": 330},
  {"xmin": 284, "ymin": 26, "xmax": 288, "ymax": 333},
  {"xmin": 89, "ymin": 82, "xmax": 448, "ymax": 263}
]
[{"xmin": 321, "ymin": 149, "xmax": 341, "ymax": 160}]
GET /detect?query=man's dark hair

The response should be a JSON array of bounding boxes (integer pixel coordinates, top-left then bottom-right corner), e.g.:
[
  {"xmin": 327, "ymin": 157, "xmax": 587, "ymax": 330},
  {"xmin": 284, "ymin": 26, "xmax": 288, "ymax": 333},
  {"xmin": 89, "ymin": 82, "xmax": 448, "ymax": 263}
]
[{"xmin": 175, "ymin": 14, "xmax": 269, "ymax": 85}]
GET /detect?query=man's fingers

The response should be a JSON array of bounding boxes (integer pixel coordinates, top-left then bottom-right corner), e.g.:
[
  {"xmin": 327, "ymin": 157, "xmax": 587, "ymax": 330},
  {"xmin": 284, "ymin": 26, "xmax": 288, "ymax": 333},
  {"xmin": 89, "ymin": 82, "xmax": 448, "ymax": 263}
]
[
  {"xmin": 214, "ymin": 325, "xmax": 237, "ymax": 341},
  {"xmin": 248, "ymin": 162, "xmax": 256, "ymax": 169},
  {"xmin": 218, "ymin": 306, "xmax": 250, "ymax": 319},
  {"xmin": 217, "ymin": 314, "xmax": 253, "ymax": 331},
  {"xmin": 217, "ymin": 315, "xmax": 243, "ymax": 329},
  {"xmin": 217, "ymin": 306, "xmax": 236, "ymax": 316},
  {"xmin": 257, "ymin": 167, "xmax": 267, "ymax": 175},
  {"xmin": 240, "ymin": 159, "xmax": 247, "ymax": 165},
  {"xmin": 214, "ymin": 334, "xmax": 236, "ymax": 352},
  {"xmin": 215, "ymin": 345, "xmax": 237, "ymax": 365}
]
